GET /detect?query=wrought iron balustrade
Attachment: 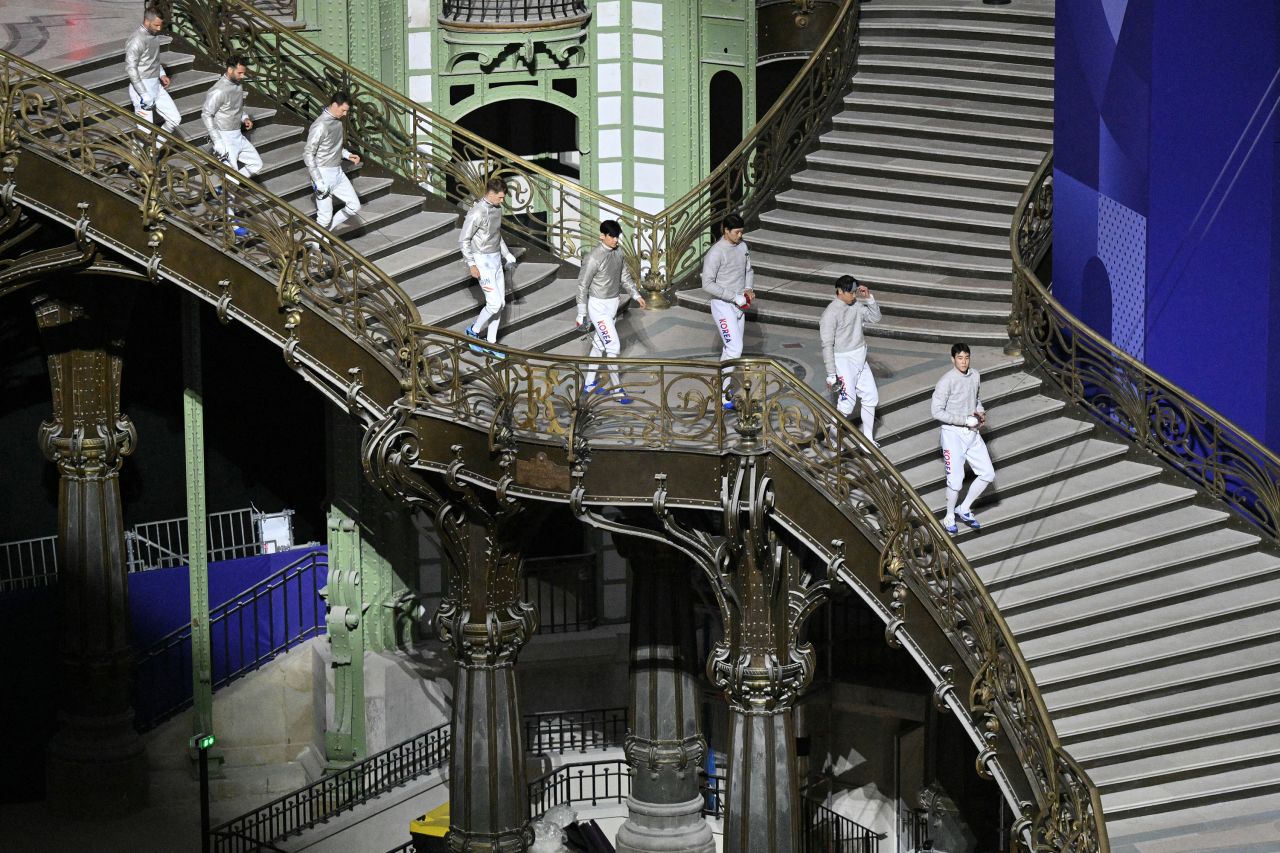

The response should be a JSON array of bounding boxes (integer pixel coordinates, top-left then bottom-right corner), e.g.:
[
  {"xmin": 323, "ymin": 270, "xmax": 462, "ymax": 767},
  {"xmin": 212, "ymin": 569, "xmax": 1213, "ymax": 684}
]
[
  {"xmin": 134, "ymin": 548, "xmax": 327, "ymax": 729},
  {"xmin": 1010, "ymin": 149, "xmax": 1280, "ymax": 545},
  {"xmin": 0, "ymin": 535, "xmax": 58, "ymax": 592},
  {"xmin": 799, "ymin": 795, "xmax": 882, "ymax": 853},
  {"xmin": 2, "ymin": 43, "xmax": 1106, "ymax": 852},
  {"xmin": 165, "ymin": 0, "xmax": 861, "ymax": 292},
  {"xmin": 527, "ymin": 758, "xmax": 631, "ymax": 819},
  {"xmin": 440, "ymin": 0, "xmax": 590, "ymax": 25},
  {"xmin": 524, "ymin": 706, "xmax": 627, "ymax": 755},
  {"xmin": 523, "ymin": 550, "xmax": 599, "ymax": 634},
  {"xmin": 211, "ymin": 721, "xmax": 450, "ymax": 853}
]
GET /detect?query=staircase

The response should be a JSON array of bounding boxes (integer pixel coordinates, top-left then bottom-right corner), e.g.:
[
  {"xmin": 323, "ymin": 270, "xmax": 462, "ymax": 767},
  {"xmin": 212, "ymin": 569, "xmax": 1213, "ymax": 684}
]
[
  {"xmin": 55, "ymin": 43, "xmax": 582, "ymax": 353},
  {"xmin": 681, "ymin": 1, "xmax": 1280, "ymax": 847}
]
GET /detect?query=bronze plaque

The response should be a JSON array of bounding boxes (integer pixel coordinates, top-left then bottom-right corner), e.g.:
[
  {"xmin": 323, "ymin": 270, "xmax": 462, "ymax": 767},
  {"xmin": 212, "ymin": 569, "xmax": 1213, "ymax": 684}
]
[{"xmin": 515, "ymin": 451, "xmax": 572, "ymax": 492}]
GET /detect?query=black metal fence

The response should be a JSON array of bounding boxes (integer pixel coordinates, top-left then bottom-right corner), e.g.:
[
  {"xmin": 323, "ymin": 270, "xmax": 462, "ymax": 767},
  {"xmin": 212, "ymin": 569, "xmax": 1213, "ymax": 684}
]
[
  {"xmin": 211, "ymin": 723, "xmax": 451, "ymax": 853},
  {"xmin": 523, "ymin": 551, "xmax": 598, "ymax": 634},
  {"xmin": 524, "ymin": 707, "xmax": 627, "ymax": 756},
  {"xmin": 133, "ymin": 548, "xmax": 326, "ymax": 729},
  {"xmin": 440, "ymin": 0, "xmax": 589, "ymax": 24},
  {"xmin": 527, "ymin": 759, "xmax": 631, "ymax": 819},
  {"xmin": 800, "ymin": 796, "xmax": 883, "ymax": 853},
  {"xmin": 703, "ymin": 772, "xmax": 726, "ymax": 817}
]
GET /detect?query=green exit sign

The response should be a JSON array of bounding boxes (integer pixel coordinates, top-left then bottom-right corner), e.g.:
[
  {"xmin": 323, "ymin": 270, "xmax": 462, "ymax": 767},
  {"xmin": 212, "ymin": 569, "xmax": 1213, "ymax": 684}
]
[{"xmin": 190, "ymin": 733, "xmax": 216, "ymax": 750}]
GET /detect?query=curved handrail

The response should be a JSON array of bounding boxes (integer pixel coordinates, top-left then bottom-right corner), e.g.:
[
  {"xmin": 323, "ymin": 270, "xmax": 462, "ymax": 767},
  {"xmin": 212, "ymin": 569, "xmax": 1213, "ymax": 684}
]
[
  {"xmin": 1010, "ymin": 150, "xmax": 1280, "ymax": 544},
  {"xmin": 165, "ymin": 0, "xmax": 861, "ymax": 289},
  {"xmin": 0, "ymin": 49, "xmax": 418, "ymax": 381},
  {"xmin": 2, "ymin": 51, "xmax": 1103, "ymax": 853}
]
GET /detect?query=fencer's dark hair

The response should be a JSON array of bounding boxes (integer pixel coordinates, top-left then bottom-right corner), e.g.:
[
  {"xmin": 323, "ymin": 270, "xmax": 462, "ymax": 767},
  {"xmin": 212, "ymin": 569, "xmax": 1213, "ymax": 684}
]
[
  {"xmin": 721, "ymin": 213, "xmax": 745, "ymax": 232},
  {"xmin": 951, "ymin": 342, "xmax": 971, "ymax": 358},
  {"xmin": 329, "ymin": 90, "xmax": 352, "ymax": 107},
  {"xmin": 600, "ymin": 219, "xmax": 623, "ymax": 238},
  {"xmin": 485, "ymin": 177, "xmax": 507, "ymax": 195},
  {"xmin": 226, "ymin": 54, "xmax": 248, "ymax": 69},
  {"xmin": 144, "ymin": 8, "xmax": 163, "ymax": 22},
  {"xmin": 835, "ymin": 275, "xmax": 859, "ymax": 293}
]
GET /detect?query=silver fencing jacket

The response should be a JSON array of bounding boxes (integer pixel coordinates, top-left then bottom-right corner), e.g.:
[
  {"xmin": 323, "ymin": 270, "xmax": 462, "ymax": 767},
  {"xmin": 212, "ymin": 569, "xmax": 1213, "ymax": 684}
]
[
  {"xmin": 931, "ymin": 366, "xmax": 985, "ymax": 426},
  {"xmin": 576, "ymin": 243, "xmax": 640, "ymax": 317},
  {"xmin": 459, "ymin": 199, "xmax": 513, "ymax": 268},
  {"xmin": 700, "ymin": 238, "xmax": 754, "ymax": 302},
  {"xmin": 818, "ymin": 296, "xmax": 881, "ymax": 376},
  {"xmin": 201, "ymin": 76, "xmax": 248, "ymax": 138},
  {"xmin": 303, "ymin": 110, "xmax": 351, "ymax": 186},
  {"xmin": 124, "ymin": 26, "xmax": 166, "ymax": 88}
]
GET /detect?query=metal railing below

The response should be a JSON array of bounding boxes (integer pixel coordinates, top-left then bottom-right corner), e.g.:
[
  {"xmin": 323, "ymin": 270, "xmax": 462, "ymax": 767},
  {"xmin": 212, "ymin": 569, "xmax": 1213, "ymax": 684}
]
[
  {"xmin": 126, "ymin": 506, "xmax": 283, "ymax": 572},
  {"xmin": 800, "ymin": 796, "xmax": 882, "ymax": 853},
  {"xmin": 524, "ymin": 706, "xmax": 627, "ymax": 756},
  {"xmin": 523, "ymin": 551, "xmax": 599, "ymax": 634},
  {"xmin": 0, "ymin": 535, "xmax": 58, "ymax": 592},
  {"xmin": 212, "ymin": 722, "xmax": 451, "ymax": 853},
  {"xmin": 134, "ymin": 548, "xmax": 326, "ymax": 729},
  {"xmin": 440, "ymin": 0, "xmax": 589, "ymax": 24},
  {"xmin": 527, "ymin": 759, "xmax": 631, "ymax": 820}
]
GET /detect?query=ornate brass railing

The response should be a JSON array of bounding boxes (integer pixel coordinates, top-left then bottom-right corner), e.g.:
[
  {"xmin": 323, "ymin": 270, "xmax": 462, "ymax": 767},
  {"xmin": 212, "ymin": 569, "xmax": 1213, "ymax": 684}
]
[
  {"xmin": 0, "ymin": 50, "xmax": 416, "ymax": 378},
  {"xmin": 165, "ymin": 0, "xmax": 861, "ymax": 291},
  {"xmin": 1010, "ymin": 150, "xmax": 1280, "ymax": 544},
  {"xmin": 2, "ymin": 47, "xmax": 1104, "ymax": 853}
]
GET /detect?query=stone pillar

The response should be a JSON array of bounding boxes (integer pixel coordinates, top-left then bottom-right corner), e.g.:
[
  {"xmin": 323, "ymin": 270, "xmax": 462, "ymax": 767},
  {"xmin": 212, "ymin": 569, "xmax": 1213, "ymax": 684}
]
[
  {"xmin": 433, "ymin": 498, "xmax": 537, "ymax": 853},
  {"xmin": 614, "ymin": 540, "xmax": 715, "ymax": 853},
  {"xmin": 33, "ymin": 293, "xmax": 148, "ymax": 816}
]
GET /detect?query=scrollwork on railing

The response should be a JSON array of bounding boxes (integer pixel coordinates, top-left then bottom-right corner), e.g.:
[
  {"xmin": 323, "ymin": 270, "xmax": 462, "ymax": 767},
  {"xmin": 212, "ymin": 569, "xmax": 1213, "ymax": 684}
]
[
  {"xmin": 0, "ymin": 49, "xmax": 417, "ymax": 381},
  {"xmin": 398, "ymin": 336, "xmax": 1108, "ymax": 853},
  {"xmin": 1010, "ymin": 149, "xmax": 1280, "ymax": 544},
  {"xmin": 165, "ymin": 0, "xmax": 861, "ymax": 292}
]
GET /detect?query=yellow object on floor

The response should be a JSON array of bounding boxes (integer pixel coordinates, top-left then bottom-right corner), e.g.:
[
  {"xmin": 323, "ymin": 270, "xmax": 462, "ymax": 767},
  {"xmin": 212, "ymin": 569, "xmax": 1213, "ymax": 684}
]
[{"xmin": 410, "ymin": 801, "xmax": 449, "ymax": 850}]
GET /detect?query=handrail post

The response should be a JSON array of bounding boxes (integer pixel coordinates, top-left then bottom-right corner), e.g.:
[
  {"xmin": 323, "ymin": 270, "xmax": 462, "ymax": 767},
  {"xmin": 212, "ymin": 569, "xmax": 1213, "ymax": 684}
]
[{"xmin": 323, "ymin": 512, "xmax": 367, "ymax": 768}]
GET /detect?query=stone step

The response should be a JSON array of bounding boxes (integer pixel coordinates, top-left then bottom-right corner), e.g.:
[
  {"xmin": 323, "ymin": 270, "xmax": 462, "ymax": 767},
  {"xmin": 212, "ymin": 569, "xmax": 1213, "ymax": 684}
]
[
  {"xmin": 740, "ymin": 275, "xmax": 1011, "ymax": 322},
  {"xmin": 1057, "ymin": 670, "xmax": 1280, "ymax": 742},
  {"xmin": 855, "ymin": 56, "xmax": 1054, "ymax": 89},
  {"xmin": 816, "ymin": 130, "xmax": 1044, "ymax": 173},
  {"xmin": 912, "ymin": 439, "xmax": 1140, "ymax": 517},
  {"xmin": 1032, "ymin": 606, "xmax": 1274, "ymax": 691},
  {"xmin": 261, "ymin": 171, "xmax": 392, "ymax": 208},
  {"xmin": 832, "ymin": 112, "xmax": 1051, "ymax": 153},
  {"xmin": 858, "ymin": 20, "xmax": 1055, "ymax": 50},
  {"xmin": 1092, "ymin": 734, "xmax": 1280, "ymax": 796},
  {"xmin": 758, "ymin": 207, "xmax": 1010, "ymax": 259},
  {"xmin": 789, "ymin": 167, "xmax": 1022, "ymax": 213},
  {"xmin": 886, "ymin": 412, "xmax": 1093, "ymax": 472},
  {"xmin": 843, "ymin": 92, "xmax": 1054, "ymax": 131},
  {"xmin": 956, "ymin": 466, "xmax": 1189, "ymax": 564},
  {"xmin": 747, "ymin": 252, "xmax": 1013, "ymax": 302},
  {"xmin": 1007, "ymin": 549, "xmax": 1280, "ymax": 640},
  {"xmin": 378, "ymin": 230, "xmax": 467, "ymax": 292},
  {"xmin": 1106, "ymin": 790, "xmax": 1280, "ymax": 848},
  {"xmin": 775, "ymin": 186, "xmax": 1013, "ymax": 234},
  {"xmin": 860, "ymin": 1, "xmax": 1055, "ymax": 26},
  {"xmin": 876, "ymin": 373, "xmax": 1050, "ymax": 441},
  {"xmin": 1071, "ymin": 698, "xmax": 1280, "ymax": 768},
  {"xmin": 860, "ymin": 35, "xmax": 1055, "ymax": 68},
  {"xmin": 341, "ymin": 201, "xmax": 449, "ymax": 261},
  {"xmin": 806, "ymin": 149, "xmax": 1036, "ymax": 193},
  {"xmin": 420, "ymin": 263, "xmax": 564, "ymax": 331},
  {"xmin": 1020, "ymin": 576, "xmax": 1280, "ymax": 665},
  {"xmin": 977, "ymin": 503, "xmax": 1230, "ymax": 590},
  {"xmin": 501, "ymin": 304, "xmax": 592, "ymax": 354},
  {"xmin": 1040, "ymin": 634, "xmax": 1280, "ymax": 718},
  {"xmin": 62, "ymin": 51, "xmax": 196, "ymax": 93},
  {"xmin": 748, "ymin": 226, "xmax": 1010, "ymax": 280},
  {"xmin": 868, "ymin": 345, "xmax": 1024, "ymax": 414},
  {"xmin": 852, "ymin": 71, "xmax": 1056, "ymax": 110}
]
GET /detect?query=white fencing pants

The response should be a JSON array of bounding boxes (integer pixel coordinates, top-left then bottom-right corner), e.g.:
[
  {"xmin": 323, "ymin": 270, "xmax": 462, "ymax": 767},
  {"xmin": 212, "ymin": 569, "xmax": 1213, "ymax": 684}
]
[
  {"xmin": 940, "ymin": 424, "xmax": 995, "ymax": 520},
  {"xmin": 834, "ymin": 345, "xmax": 879, "ymax": 441},
  {"xmin": 315, "ymin": 165, "xmax": 361, "ymax": 231},
  {"xmin": 584, "ymin": 296, "xmax": 622, "ymax": 390},
  {"xmin": 129, "ymin": 77, "xmax": 181, "ymax": 135},
  {"xmin": 470, "ymin": 252, "xmax": 506, "ymax": 343},
  {"xmin": 710, "ymin": 298, "xmax": 745, "ymax": 396},
  {"xmin": 214, "ymin": 129, "xmax": 262, "ymax": 178}
]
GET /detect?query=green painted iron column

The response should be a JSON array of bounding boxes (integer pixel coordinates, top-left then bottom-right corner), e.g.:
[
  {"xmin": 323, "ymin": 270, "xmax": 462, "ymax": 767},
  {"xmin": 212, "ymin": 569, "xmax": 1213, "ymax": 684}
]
[
  {"xmin": 323, "ymin": 511, "xmax": 367, "ymax": 767},
  {"xmin": 181, "ymin": 295, "xmax": 215, "ymax": 751}
]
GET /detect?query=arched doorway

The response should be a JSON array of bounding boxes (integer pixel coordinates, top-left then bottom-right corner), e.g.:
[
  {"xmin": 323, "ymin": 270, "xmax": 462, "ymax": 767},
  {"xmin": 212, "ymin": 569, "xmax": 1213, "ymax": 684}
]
[{"xmin": 709, "ymin": 70, "xmax": 744, "ymax": 172}]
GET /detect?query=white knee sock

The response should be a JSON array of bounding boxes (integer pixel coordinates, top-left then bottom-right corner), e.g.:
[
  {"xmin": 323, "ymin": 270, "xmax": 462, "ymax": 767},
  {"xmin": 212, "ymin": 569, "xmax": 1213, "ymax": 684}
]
[
  {"xmin": 945, "ymin": 488, "xmax": 959, "ymax": 523},
  {"xmin": 958, "ymin": 479, "xmax": 989, "ymax": 515},
  {"xmin": 859, "ymin": 404, "xmax": 875, "ymax": 442},
  {"xmin": 485, "ymin": 316, "xmax": 501, "ymax": 343},
  {"xmin": 473, "ymin": 306, "xmax": 497, "ymax": 335}
]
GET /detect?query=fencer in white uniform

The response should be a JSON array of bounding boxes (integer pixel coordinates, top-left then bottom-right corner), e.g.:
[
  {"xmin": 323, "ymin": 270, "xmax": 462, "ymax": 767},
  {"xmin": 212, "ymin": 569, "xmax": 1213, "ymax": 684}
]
[
  {"xmin": 700, "ymin": 213, "xmax": 755, "ymax": 409},
  {"xmin": 461, "ymin": 177, "xmax": 518, "ymax": 354},
  {"xmin": 201, "ymin": 55, "xmax": 260, "ymax": 179},
  {"xmin": 124, "ymin": 10, "xmax": 181, "ymax": 137},
  {"xmin": 303, "ymin": 92, "xmax": 363, "ymax": 233},
  {"xmin": 819, "ymin": 275, "xmax": 881, "ymax": 444},
  {"xmin": 575, "ymin": 219, "xmax": 647, "ymax": 403},
  {"xmin": 931, "ymin": 342, "xmax": 996, "ymax": 534}
]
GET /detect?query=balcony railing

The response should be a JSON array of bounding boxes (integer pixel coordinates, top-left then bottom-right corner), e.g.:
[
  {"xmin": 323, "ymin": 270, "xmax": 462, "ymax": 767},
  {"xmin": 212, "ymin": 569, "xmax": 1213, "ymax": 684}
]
[
  {"xmin": 523, "ymin": 551, "xmax": 598, "ymax": 634},
  {"xmin": 0, "ymin": 535, "xmax": 58, "ymax": 592},
  {"xmin": 440, "ymin": 0, "xmax": 590, "ymax": 26},
  {"xmin": 524, "ymin": 706, "xmax": 627, "ymax": 756}
]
